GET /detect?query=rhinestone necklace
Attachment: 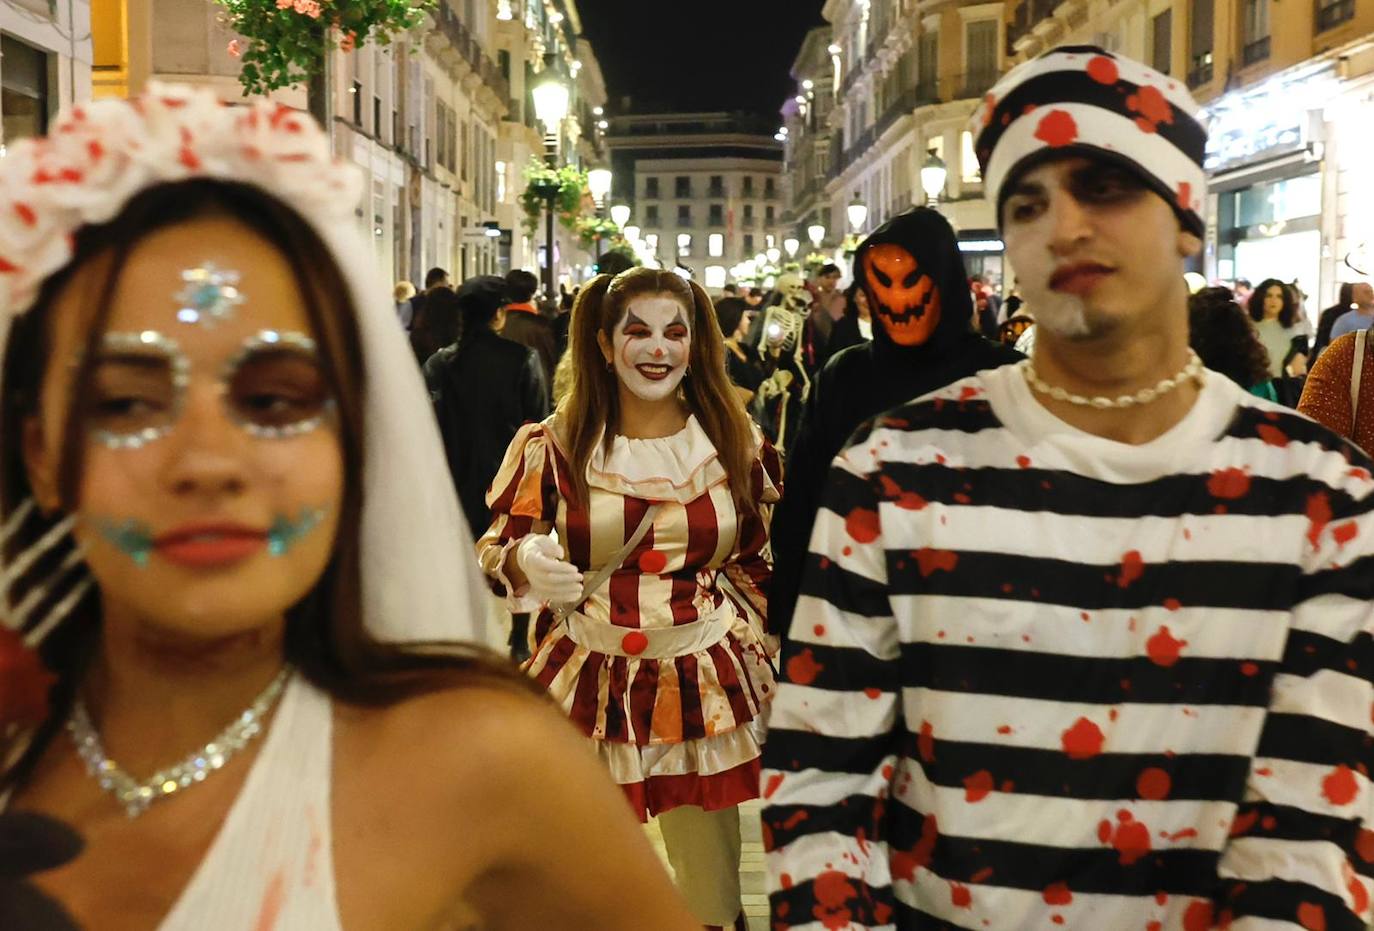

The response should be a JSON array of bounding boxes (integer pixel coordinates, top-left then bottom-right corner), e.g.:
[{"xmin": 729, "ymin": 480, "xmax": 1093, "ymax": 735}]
[
  {"xmin": 68, "ymin": 665, "xmax": 292, "ymax": 818},
  {"xmin": 1021, "ymin": 349, "xmax": 1206, "ymax": 409}
]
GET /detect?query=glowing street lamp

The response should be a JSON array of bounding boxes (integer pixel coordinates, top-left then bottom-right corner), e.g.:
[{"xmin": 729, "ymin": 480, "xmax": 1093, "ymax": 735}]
[
  {"xmin": 766, "ymin": 247, "xmax": 781, "ymax": 264},
  {"xmin": 783, "ymin": 237, "xmax": 799, "ymax": 259},
  {"xmin": 587, "ymin": 168, "xmax": 612, "ymax": 206},
  {"xmin": 623, "ymin": 225, "xmax": 641, "ymax": 242},
  {"xmin": 610, "ymin": 203, "xmax": 632, "ymax": 227},
  {"xmin": 846, "ymin": 191, "xmax": 868, "ymax": 233},
  {"xmin": 921, "ymin": 149, "xmax": 949, "ymax": 206},
  {"xmin": 807, "ymin": 224, "xmax": 826, "ymax": 248}
]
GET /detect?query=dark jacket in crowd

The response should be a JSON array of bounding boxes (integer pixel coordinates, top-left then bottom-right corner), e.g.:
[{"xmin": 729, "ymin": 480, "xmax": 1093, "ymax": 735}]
[
  {"xmin": 1314, "ymin": 286, "xmax": 1356, "ymax": 359},
  {"xmin": 500, "ymin": 303, "xmax": 558, "ymax": 398},
  {"xmin": 826, "ymin": 314, "xmax": 868, "ymax": 359},
  {"xmin": 769, "ymin": 208, "xmax": 1023, "ymax": 646},
  {"xmin": 424, "ymin": 327, "xmax": 550, "ymax": 539}
]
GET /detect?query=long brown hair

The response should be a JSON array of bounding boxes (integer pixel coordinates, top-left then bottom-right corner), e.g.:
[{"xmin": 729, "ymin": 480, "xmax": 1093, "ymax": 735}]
[
  {"xmin": 0, "ymin": 180, "xmax": 537, "ymax": 793},
  {"xmin": 559, "ymin": 268, "xmax": 758, "ymax": 511}
]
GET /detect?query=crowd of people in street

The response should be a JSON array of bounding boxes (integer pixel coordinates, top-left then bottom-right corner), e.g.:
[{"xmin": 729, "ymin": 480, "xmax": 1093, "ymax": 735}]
[{"xmin": 6, "ymin": 44, "xmax": 1374, "ymax": 931}]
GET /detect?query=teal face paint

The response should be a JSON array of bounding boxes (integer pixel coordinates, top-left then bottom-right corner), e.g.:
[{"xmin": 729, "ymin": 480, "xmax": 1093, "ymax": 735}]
[
  {"xmin": 95, "ymin": 518, "xmax": 154, "ymax": 568},
  {"xmin": 267, "ymin": 506, "xmax": 328, "ymax": 557}
]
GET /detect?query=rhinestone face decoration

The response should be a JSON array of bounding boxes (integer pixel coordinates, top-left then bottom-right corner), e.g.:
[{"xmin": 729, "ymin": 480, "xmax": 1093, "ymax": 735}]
[
  {"xmin": 267, "ymin": 506, "xmax": 328, "ymax": 556},
  {"xmin": 221, "ymin": 330, "xmax": 334, "ymax": 439},
  {"xmin": 88, "ymin": 331, "xmax": 191, "ymax": 450},
  {"xmin": 68, "ymin": 665, "xmax": 292, "ymax": 818},
  {"xmin": 175, "ymin": 263, "xmax": 245, "ymax": 328}
]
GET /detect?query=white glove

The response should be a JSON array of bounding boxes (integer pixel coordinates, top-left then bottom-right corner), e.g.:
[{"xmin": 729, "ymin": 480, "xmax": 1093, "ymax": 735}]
[{"xmin": 515, "ymin": 534, "xmax": 584, "ymax": 606}]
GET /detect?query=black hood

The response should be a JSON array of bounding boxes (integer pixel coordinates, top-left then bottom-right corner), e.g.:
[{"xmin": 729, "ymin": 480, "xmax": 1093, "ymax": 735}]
[{"xmin": 853, "ymin": 207, "xmax": 975, "ymax": 359}]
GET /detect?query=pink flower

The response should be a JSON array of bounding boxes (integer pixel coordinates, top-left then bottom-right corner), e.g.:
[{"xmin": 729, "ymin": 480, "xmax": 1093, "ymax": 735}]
[
  {"xmin": 227, "ymin": 39, "xmax": 242, "ymax": 58},
  {"xmin": 275, "ymin": 0, "xmax": 292, "ymax": 8},
  {"xmin": 293, "ymin": 0, "xmax": 322, "ymax": 18},
  {"xmin": 339, "ymin": 31, "xmax": 357, "ymax": 53}
]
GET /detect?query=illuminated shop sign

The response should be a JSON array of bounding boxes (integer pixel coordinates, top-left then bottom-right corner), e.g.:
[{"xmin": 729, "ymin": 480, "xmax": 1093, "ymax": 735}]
[
  {"xmin": 959, "ymin": 239, "xmax": 1004, "ymax": 253},
  {"xmin": 1202, "ymin": 67, "xmax": 1336, "ymax": 172}
]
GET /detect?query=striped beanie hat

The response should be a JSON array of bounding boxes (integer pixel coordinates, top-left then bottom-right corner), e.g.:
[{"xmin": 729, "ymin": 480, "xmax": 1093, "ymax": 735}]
[{"xmin": 969, "ymin": 46, "xmax": 1207, "ymax": 236}]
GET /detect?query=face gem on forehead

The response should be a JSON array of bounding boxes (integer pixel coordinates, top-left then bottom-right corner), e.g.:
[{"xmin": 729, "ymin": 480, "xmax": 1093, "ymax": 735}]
[{"xmin": 175, "ymin": 263, "xmax": 245, "ymax": 327}]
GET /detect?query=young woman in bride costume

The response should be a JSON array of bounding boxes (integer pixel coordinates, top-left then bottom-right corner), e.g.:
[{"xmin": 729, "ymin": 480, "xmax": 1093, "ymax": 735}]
[
  {"xmin": 0, "ymin": 87, "xmax": 698, "ymax": 931},
  {"xmin": 478, "ymin": 268, "xmax": 782, "ymax": 930}
]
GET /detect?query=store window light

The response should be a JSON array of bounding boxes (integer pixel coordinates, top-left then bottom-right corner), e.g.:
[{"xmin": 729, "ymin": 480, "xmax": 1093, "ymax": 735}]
[
  {"xmin": 705, "ymin": 266, "xmax": 727, "ymax": 289},
  {"xmin": 708, "ymin": 233, "xmax": 724, "ymax": 257},
  {"xmin": 961, "ymin": 132, "xmax": 981, "ymax": 184}
]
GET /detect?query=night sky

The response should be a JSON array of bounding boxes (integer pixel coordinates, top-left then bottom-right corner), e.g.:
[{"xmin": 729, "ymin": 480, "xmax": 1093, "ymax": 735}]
[{"xmin": 577, "ymin": 0, "xmax": 827, "ymax": 118}]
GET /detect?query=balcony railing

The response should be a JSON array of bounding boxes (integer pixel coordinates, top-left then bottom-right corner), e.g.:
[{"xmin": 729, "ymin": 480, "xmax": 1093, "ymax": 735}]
[
  {"xmin": 1187, "ymin": 56, "xmax": 1214, "ymax": 88},
  {"xmin": 1316, "ymin": 0, "xmax": 1355, "ymax": 30},
  {"xmin": 960, "ymin": 69, "xmax": 1000, "ymax": 99},
  {"xmin": 1241, "ymin": 36, "xmax": 1271, "ymax": 65},
  {"xmin": 432, "ymin": 3, "xmax": 511, "ymax": 101}
]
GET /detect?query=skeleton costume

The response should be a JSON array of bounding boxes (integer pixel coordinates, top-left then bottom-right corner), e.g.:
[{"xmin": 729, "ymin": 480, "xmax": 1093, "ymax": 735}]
[
  {"xmin": 769, "ymin": 208, "xmax": 1021, "ymax": 647},
  {"xmin": 0, "ymin": 86, "xmax": 498, "ymax": 928},
  {"xmin": 749, "ymin": 273, "xmax": 814, "ymax": 458}
]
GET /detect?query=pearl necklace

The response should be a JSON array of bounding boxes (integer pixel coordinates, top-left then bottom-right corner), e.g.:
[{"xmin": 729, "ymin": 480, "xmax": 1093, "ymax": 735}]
[
  {"xmin": 1021, "ymin": 350, "xmax": 1206, "ymax": 409},
  {"xmin": 68, "ymin": 665, "xmax": 292, "ymax": 818}
]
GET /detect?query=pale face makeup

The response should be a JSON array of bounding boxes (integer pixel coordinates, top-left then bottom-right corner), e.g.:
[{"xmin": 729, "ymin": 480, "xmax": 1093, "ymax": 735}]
[
  {"xmin": 26, "ymin": 215, "xmax": 345, "ymax": 641},
  {"xmin": 608, "ymin": 295, "xmax": 692, "ymax": 402}
]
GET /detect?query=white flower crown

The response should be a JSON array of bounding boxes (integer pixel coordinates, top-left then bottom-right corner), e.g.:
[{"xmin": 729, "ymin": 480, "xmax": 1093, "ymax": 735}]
[{"xmin": 0, "ymin": 82, "xmax": 364, "ymax": 319}]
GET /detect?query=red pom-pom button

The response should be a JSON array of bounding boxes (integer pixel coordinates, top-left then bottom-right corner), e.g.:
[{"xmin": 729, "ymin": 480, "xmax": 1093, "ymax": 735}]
[
  {"xmin": 637, "ymin": 550, "xmax": 667, "ymax": 574},
  {"xmin": 621, "ymin": 631, "xmax": 649, "ymax": 656}
]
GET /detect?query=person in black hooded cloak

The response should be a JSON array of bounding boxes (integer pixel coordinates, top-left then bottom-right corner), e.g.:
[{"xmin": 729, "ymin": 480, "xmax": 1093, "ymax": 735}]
[{"xmin": 769, "ymin": 207, "xmax": 1023, "ymax": 643}]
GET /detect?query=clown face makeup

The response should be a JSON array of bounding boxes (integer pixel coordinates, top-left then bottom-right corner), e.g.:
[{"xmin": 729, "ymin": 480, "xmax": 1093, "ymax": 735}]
[
  {"xmin": 861, "ymin": 243, "xmax": 942, "ymax": 346},
  {"xmin": 609, "ymin": 295, "xmax": 692, "ymax": 402},
  {"xmin": 84, "ymin": 329, "xmax": 334, "ymax": 449}
]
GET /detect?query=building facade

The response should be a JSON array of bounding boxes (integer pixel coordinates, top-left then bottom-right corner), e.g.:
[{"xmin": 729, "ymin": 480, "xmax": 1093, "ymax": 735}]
[
  {"xmin": 1, "ymin": 0, "xmax": 91, "ymax": 151},
  {"xmin": 1009, "ymin": 0, "xmax": 1374, "ymax": 321},
  {"xmin": 606, "ymin": 112, "xmax": 784, "ymax": 289},
  {"xmin": 781, "ymin": 27, "xmax": 838, "ymax": 259}
]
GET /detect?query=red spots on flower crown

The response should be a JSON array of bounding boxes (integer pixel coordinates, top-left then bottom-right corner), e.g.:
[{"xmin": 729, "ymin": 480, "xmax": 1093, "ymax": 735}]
[
  {"xmin": 918, "ymin": 721, "xmax": 936, "ymax": 762},
  {"xmin": 1099, "ymin": 810, "xmax": 1152, "ymax": 865},
  {"xmin": 812, "ymin": 870, "xmax": 858, "ymax": 930},
  {"xmin": 1307, "ymin": 491, "xmax": 1333, "ymax": 550},
  {"xmin": 1258, "ymin": 423, "xmax": 1290, "ymax": 447},
  {"xmin": 1183, "ymin": 900, "xmax": 1214, "ymax": 931},
  {"xmin": 1241, "ymin": 661, "xmax": 1259, "ymax": 677},
  {"xmin": 1086, "ymin": 55, "xmax": 1120, "ymax": 84},
  {"xmin": 1147, "ymin": 626, "xmax": 1187, "ymax": 667},
  {"xmin": 1043, "ymin": 882, "xmax": 1073, "ymax": 906},
  {"xmin": 845, "ymin": 507, "xmax": 880, "ymax": 543},
  {"xmin": 1118, "ymin": 550, "xmax": 1145, "ymax": 588},
  {"xmin": 890, "ymin": 814, "xmax": 939, "ymax": 880},
  {"xmin": 1333, "ymin": 521, "xmax": 1359, "ymax": 547},
  {"xmin": 950, "ymin": 881, "xmax": 973, "ymax": 908},
  {"xmin": 915, "ymin": 548, "xmax": 959, "ymax": 576},
  {"xmin": 1062, "ymin": 717, "xmax": 1104, "ymax": 759},
  {"xmin": 1137, "ymin": 767, "xmax": 1172, "ymax": 800},
  {"xmin": 1356, "ymin": 829, "xmax": 1374, "ymax": 862},
  {"xmin": 1208, "ymin": 468, "xmax": 1251, "ymax": 500},
  {"xmin": 1016, "ymin": 455, "xmax": 1031, "ymax": 468},
  {"xmin": 964, "ymin": 770, "xmax": 994, "ymax": 802},
  {"xmin": 1297, "ymin": 902, "xmax": 1327, "ymax": 930},
  {"xmin": 0, "ymin": 255, "xmax": 18, "ymax": 273},
  {"xmin": 1322, "ymin": 764, "xmax": 1359, "ymax": 806},
  {"xmin": 637, "ymin": 550, "xmax": 667, "ymax": 574},
  {"xmin": 1035, "ymin": 110, "xmax": 1079, "ymax": 147},
  {"xmin": 764, "ymin": 773, "xmax": 785, "ymax": 799},
  {"xmin": 13, "ymin": 203, "xmax": 35, "ymax": 227},
  {"xmin": 786, "ymin": 649, "xmax": 823, "ymax": 686},
  {"xmin": 877, "ymin": 474, "xmax": 927, "ymax": 510}
]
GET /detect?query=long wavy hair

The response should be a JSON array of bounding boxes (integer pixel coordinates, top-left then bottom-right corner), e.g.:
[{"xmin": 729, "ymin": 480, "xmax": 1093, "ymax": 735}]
[
  {"xmin": 1248, "ymin": 277, "xmax": 1298, "ymax": 328},
  {"xmin": 0, "ymin": 180, "xmax": 536, "ymax": 794},
  {"xmin": 1190, "ymin": 286, "xmax": 1273, "ymax": 389},
  {"xmin": 559, "ymin": 268, "xmax": 757, "ymax": 511}
]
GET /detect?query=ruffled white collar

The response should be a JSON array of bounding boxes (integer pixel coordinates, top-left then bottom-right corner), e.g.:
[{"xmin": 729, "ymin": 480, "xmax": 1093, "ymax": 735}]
[{"xmin": 586, "ymin": 415, "xmax": 726, "ymax": 502}]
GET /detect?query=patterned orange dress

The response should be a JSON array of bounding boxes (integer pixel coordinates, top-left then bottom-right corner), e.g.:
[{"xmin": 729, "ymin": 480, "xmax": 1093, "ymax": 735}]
[{"xmin": 477, "ymin": 415, "xmax": 781, "ymax": 819}]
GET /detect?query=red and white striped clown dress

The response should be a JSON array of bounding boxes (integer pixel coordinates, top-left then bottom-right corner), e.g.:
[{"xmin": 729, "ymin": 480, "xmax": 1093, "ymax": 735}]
[{"xmin": 477, "ymin": 414, "xmax": 781, "ymax": 819}]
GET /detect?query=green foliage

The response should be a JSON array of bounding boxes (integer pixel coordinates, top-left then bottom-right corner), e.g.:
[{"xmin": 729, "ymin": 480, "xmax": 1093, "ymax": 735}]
[
  {"xmin": 218, "ymin": 0, "xmax": 431, "ymax": 96},
  {"xmin": 575, "ymin": 216, "xmax": 621, "ymax": 249},
  {"xmin": 519, "ymin": 159, "xmax": 588, "ymax": 235}
]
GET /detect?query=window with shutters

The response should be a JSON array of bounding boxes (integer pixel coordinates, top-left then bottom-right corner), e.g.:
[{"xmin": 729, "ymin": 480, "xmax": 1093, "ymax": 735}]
[
  {"xmin": 917, "ymin": 31, "xmax": 939, "ymax": 99},
  {"xmin": 964, "ymin": 20, "xmax": 998, "ymax": 97},
  {"xmin": 1241, "ymin": 0, "xmax": 1270, "ymax": 64},
  {"xmin": 1152, "ymin": 11, "xmax": 1172, "ymax": 74},
  {"xmin": 1189, "ymin": 0, "xmax": 1214, "ymax": 86}
]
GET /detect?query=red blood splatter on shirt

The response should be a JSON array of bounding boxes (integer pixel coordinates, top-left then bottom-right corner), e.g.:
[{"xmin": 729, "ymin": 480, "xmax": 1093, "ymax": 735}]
[
  {"xmin": 891, "ymin": 814, "xmax": 939, "ymax": 880},
  {"xmin": 764, "ymin": 773, "xmax": 785, "ymax": 799},
  {"xmin": 637, "ymin": 550, "xmax": 667, "ymax": 573},
  {"xmin": 1100, "ymin": 810, "xmax": 1152, "ymax": 864},
  {"xmin": 1062, "ymin": 717, "xmax": 1104, "ymax": 759},
  {"xmin": 1241, "ymin": 662, "xmax": 1259, "ymax": 676},
  {"xmin": 878, "ymin": 474, "xmax": 927, "ymax": 510},
  {"xmin": 1164, "ymin": 598, "xmax": 1182, "ymax": 611},
  {"xmin": 1208, "ymin": 468, "xmax": 1251, "ymax": 499},
  {"xmin": 918, "ymin": 721, "xmax": 936, "ymax": 762},
  {"xmin": 1349, "ymin": 866, "xmax": 1369, "ymax": 914},
  {"xmin": 786, "ymin": 649, "xmax": 823, "ymax": 686},
  {"xmin": 1356, "ymin": 829, "xmax": 1374, "ymax": 862},
  {"xmin": 1322, "ymin": 764, "xmax": 1359, "ymax": 805},
  {"xmin": 1147, "ymin": 626, "xmax": 1187, "ymax": 667},
  {"xmin": 845, "ymin": 508, "xmax": 880, "ymax": 543},
  {"xmin": 1043, "ymin": 882, "xmax": 1073, "ymax": 905},
  {"xmin": 1304, "ymin": 492, "xmax": 1333, "ymax": 549},
  {"xmin": 1177, "ymin": 181, "xmax": 1194, "ymax": 211},
  {"xmin": 780, "ymin": 872, "xmax": 793, "ymax": 889},
  {"xmin": 971, "ymin": 867, "xmax": 994, "ymax": 883},
  {"xmin": 813, "ymin": 624, "xmax": 826, "ymax": 637},
  {"xmin": 997, "ymin": 725, "xmax": 1012, "ymax": 735},
  {"xmin": 1258, "ymin": 424, "xmax": 1290, "ymax": 447},
  {"xmin": 1156, "ymin": 892, "xmax": 1169, "ymax": 905},
  {"xmin": 915, "ymin": 548, "xmax": 959, "ymax": 576},
  {"xmin": 1016, "ymin": 455, "xmax": 1032, "ymax": 468},
  {"xmin": 950, "ymin": 882, "xmax": 972, "ymax": 908},
  {"xmin": 864, "ymin": 687, "xmax": 882, "ymax": 700},
  {"xmin": 1183, "ymin": 900, "xmax": 1214, "ymax": 931},
  {"xmin": 812, "ymin": 870, "xmax": 858, "ymax": 930},
  {"xmin": 1087, "ymin": 55, "xmax": 1120, "ymax": 84},
  {"xmin": 1168, "ymin": 828, "xmax": 1199, "ymax": 842},
  {"xmin": 963, "ymin": 770, "xmax": 994, "ymax": 802},
  {"xmin": 960, "ymin": 386, "xmax": 981, "ymax": 401},
  {"xmin": 1035, "ymin": 110, "xmax": 1079, "ymax": 147},
  {"xmin": 1297, "ymin": 902, "xmax": 1327, "ymax": 930},
  {"xmin": 1118, "ymin": 550, "xmax": 1145, "ymax": 588},
  {"xmin": 1334, "ymin": 521, "xmax": 1359, "ymax": 547},
  {"xmin": 1051, "ymin": 916, "xmax": 1065, "ymax": 926},
  {"xmin": 1137, "ymin": 767, "xmax": 1171, "ymax": 800},
  {"xmin": 1148, "ymin": 922, "xmax": 1162, "ymax": 931}
]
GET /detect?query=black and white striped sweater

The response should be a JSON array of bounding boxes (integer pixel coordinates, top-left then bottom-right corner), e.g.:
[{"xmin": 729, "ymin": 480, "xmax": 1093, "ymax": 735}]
[{"xmin": 762, "ymin": 363, "xmax": 1374, "ymax": 931}]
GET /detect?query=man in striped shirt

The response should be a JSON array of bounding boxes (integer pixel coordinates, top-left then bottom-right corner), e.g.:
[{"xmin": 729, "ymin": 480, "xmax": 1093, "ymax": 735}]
[{"xmin": 763, "ymin": 46, "xmax": 1374, "ymax": 930}]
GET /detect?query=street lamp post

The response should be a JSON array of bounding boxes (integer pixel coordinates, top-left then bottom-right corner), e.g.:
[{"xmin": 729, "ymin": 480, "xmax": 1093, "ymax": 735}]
[
  {"xmin": 532, "ymin": 55, "xmax": 570, "ymax": 300},
  {"xmin": 783, "ymin": 237, "xmax": 799, "ymax": 260},
  {"xmin": 807, "ymin": 224, "xmax": 826, "ymax": 249},
  {"xmin": 921, "ymin": 149, "xmax": 949, "ymax": 207},
  {"xmin": 846, "ymin": 191, "xmax": 869, "ymax": 235},
  {"xmin": 587, "ymin": 167, "xmax": 613, "ymax": 258}
]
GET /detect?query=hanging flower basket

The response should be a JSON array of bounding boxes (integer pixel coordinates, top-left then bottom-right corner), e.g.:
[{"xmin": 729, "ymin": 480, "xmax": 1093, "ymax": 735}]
[
  {"xmin": 519, "ymin": 159, "xmax": 588, "ymax": 235},
  {"xmin": 576, "ymin": 216, "xmax": 621, "ymax": 250},
  {"xmin": 217, "ymin": 0, "xmax": 431, "ymax": 96}
]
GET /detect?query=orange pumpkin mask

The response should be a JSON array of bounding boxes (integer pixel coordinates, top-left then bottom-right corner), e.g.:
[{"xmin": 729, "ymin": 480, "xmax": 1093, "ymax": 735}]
[{"xmin": 861, "ymin": 243, "xmax": 941, "ymax": 347}]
